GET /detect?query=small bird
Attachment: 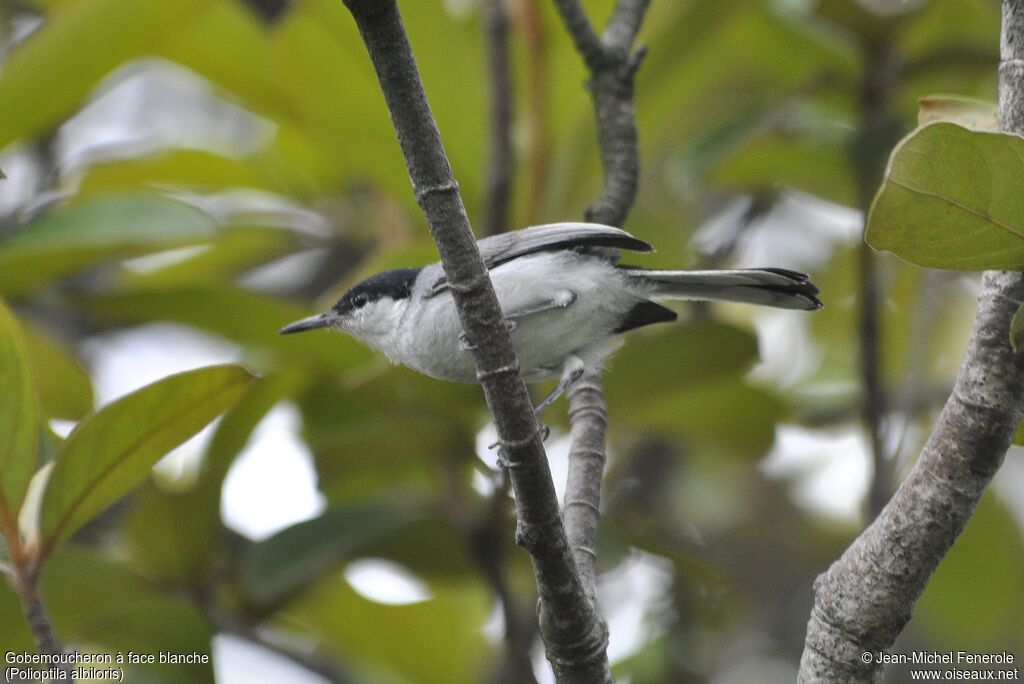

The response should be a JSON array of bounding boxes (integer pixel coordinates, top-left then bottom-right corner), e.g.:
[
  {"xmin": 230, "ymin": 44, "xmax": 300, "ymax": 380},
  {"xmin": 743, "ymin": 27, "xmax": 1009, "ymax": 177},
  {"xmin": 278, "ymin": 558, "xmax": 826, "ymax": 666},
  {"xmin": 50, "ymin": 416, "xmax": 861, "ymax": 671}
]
[{"xmin": 281, "ymin": 223, "xmax": 821, "ymax": 414}]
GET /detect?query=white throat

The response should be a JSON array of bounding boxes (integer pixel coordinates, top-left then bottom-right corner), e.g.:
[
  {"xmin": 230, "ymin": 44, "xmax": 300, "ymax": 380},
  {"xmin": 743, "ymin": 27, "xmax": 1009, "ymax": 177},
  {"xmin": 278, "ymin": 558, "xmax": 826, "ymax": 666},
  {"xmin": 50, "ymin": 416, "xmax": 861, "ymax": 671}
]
[{"xmin": 342, "ymin": 296, "xmax": 410, "ymax": 361}]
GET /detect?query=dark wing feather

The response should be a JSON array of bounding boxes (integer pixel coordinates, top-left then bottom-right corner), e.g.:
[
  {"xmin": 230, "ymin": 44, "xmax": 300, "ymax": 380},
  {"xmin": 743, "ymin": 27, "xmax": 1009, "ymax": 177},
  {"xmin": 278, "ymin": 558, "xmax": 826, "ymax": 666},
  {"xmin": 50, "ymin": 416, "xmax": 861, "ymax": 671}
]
[{"xmin": 429, "ymin": 223, "xmax": 652, "ymax": 295}]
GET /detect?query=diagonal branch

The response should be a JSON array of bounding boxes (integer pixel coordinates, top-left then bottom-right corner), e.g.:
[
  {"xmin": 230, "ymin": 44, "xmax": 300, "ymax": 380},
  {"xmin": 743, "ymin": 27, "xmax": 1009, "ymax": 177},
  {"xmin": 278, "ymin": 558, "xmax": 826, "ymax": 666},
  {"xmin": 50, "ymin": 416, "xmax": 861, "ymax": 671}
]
[
  {"xmin": 798, "ymin": 2, "xmax": 1024, "ymax": 681},
  {"xmin": 551, "ymin": 0, "xmax": 604, "ymax": 70},
  {"xmin": 338, "ymin": 2, "xmax": 606, "ymax": 682}
]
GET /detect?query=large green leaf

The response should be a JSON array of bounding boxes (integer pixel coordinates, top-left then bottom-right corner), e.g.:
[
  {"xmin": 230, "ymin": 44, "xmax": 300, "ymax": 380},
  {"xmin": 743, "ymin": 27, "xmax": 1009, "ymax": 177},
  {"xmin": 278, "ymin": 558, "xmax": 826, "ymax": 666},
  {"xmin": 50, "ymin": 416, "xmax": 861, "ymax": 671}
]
[
  {"xmin": 0, "ymin": 0, "xmax": 206, "ymax": 148},
  {"xmin": 0, "ymin": 195, "xmax": 217, "ymax": 294},
  {"xmin": 866, "ymin": 122, "xmax": 1024, "ymax": 270},
  {"xmin": 0, "ymin": 299, "xmax": 38, "ymax": 540},
  {"xmin": 38, "ymin": 364, "xmax": 252, "ymax": 556},
  {"xmin": 124, "ymin": 374, "xmax": 297, "ymax": 584}
]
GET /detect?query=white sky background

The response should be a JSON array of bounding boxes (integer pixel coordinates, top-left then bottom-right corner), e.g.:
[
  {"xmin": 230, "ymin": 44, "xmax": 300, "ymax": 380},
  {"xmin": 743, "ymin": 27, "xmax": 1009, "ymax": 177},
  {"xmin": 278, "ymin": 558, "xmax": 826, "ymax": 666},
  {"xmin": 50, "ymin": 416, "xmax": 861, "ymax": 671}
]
[{"xmin": 3, "ymin": 56, "xmax": 1023, "ymax": 682}]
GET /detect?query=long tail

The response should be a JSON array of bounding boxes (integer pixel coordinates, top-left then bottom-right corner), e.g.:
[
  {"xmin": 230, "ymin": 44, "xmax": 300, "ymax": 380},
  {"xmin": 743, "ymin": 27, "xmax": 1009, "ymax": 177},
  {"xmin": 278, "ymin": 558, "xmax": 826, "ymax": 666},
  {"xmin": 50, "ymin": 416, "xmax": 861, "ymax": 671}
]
[{"xmin": 623, "ymin": 267, "xmax": 822, "ymax": 311}]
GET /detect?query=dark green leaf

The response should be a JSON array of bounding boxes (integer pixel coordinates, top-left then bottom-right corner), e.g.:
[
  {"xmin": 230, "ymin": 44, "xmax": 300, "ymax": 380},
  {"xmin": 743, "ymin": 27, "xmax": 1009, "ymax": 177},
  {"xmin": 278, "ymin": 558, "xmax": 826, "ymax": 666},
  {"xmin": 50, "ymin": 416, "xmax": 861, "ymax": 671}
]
[
  {"xmin": 241, "ymin": 502, "xmax": 410, "ymax": 607},
  {"xmin": 866, "ymin": 123, "xmax": 1024, "ymax": 270},
  {"xmin": 39, "ymin": 364, "xmax": 252, "ymax": 556}
]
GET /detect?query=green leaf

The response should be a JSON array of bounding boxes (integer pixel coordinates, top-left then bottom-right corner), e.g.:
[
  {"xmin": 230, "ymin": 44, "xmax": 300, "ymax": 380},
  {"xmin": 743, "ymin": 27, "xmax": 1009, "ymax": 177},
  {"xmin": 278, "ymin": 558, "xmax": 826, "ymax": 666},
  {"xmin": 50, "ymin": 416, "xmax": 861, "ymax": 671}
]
[
  {"xmin": 38, "ymin": 364, "xmax": 252, "ymax": 556},
  {"xmin": 917, "ymin": 95, "xmax": 999, "ymax": 131},
  {"xmin": 866, "ymin": 122, "xmax": 1024, "ymax": 270},
  {"xmin": 0, "ymin": 0, "xmax": 206, "ymax": 148},
  {"xmin": 19, "ymin": 321, "xmax": 94, "ymax": 420},
  {"xmin": 241, "ymin": 502, "xmax": 410, "ymax": 607},
  {"xmin": 0, "ymin": 299, "xmax": 38, "ymax": 539},
  {"xmin": 0, "ymin": 195, "xmax": 217, "ymax": 294},
  {"xmin": 124, "ymin": 374, "xmax": 296, "ymax": 584}
]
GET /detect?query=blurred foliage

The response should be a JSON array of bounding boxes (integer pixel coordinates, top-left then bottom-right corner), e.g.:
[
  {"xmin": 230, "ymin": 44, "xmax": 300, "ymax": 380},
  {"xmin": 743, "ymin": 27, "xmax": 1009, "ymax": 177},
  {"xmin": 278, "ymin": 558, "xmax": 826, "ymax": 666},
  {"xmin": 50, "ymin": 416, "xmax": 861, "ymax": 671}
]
[{"xmin": 0, "ymin": 0, "xmax": 1020, "ymax": 683}]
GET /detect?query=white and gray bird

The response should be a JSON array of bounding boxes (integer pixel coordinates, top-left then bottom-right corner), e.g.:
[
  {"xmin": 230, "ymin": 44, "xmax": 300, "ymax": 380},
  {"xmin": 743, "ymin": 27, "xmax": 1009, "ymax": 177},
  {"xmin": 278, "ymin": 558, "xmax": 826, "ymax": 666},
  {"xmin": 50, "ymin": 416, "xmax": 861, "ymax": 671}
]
[{"xmin": 280, "ymin": 223, "xmax": 821, "ymax": 414}]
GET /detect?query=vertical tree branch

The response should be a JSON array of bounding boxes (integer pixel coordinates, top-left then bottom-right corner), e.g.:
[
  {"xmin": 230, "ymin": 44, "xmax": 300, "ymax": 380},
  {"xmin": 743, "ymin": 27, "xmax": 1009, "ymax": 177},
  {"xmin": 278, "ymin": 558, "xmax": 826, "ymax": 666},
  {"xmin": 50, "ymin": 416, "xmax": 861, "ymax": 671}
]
[
  {"xmin": 338, "ymin": 2, "xmax": 607, "ymax": 682},
  {"xmin": 798, "ymin": 4, "xmax": 1024, "ymax": 680},
  {"xmin": 564, "ymin": 369, "xmax": 607, "ymax": 591},
  {"xmin": 482, "ymin": 0, "xmax": 515, "ymax": 236},
  {"xmin": 554, "ymin": 1, "xmax": 651, "ymax": 681},
  {"xmin": 852, "ymin": 35, "xmax": 901, "ymax": 520}
]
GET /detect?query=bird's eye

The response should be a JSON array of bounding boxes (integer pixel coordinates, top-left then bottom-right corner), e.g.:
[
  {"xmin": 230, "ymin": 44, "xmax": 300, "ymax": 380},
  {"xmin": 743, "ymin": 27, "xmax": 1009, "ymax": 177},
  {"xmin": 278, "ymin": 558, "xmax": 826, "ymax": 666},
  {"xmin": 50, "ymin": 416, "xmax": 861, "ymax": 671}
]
[{"xmin": 351, "ymin": 294, "xmax": 369, "ymax": 309}]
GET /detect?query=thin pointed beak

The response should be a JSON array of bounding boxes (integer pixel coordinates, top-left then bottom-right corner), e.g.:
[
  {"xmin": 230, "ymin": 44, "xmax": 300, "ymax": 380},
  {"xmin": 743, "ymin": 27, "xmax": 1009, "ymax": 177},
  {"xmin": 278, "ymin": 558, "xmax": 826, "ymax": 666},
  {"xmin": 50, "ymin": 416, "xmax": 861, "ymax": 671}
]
[{"xmin": 279, "ymin": 313, "xmax": 332, "ymax": 335}]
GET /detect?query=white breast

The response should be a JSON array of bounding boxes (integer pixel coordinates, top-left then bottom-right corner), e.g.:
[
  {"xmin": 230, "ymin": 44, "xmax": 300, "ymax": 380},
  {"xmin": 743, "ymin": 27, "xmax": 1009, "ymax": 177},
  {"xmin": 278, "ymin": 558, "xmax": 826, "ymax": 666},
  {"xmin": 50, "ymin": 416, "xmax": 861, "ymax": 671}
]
[{"xmin": 395, "ymin": 252, "xmax": 642, "ymax": 383}]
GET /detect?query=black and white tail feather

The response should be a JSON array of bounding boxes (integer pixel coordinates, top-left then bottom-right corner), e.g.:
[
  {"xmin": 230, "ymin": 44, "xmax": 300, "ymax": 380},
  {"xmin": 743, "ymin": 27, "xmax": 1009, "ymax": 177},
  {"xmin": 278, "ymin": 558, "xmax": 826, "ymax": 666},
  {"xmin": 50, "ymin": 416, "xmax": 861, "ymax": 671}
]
[{"xmin": 621, "ymin": 266, "xmax": 822, "ymax": 311}]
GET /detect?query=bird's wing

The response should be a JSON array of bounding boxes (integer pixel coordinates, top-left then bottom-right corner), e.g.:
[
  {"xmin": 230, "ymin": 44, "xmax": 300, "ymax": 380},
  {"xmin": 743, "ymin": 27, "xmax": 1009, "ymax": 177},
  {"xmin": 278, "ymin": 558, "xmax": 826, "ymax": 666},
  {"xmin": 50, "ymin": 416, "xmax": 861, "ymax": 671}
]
[{"xmin": 427, "ymin": 222, "xmax": 652, "ymax": 296}]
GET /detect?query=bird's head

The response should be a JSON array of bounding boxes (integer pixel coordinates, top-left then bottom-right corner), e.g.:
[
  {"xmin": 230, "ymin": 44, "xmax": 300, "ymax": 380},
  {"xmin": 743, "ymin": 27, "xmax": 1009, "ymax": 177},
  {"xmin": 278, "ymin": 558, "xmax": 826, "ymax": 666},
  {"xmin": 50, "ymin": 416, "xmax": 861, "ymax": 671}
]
[{"xmin": 279, "ymin": 267, "xmax": 420, "ymax": 352}]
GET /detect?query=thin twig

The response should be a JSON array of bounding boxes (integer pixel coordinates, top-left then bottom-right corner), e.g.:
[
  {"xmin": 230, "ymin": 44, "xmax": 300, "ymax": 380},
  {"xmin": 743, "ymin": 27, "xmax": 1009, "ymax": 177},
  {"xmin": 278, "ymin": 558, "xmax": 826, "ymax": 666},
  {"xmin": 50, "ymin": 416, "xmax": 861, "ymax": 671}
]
[
  {"xmin": 550, "ymin": 0, "xmax": 604, "ymax": 70},
  {"xmin": 16, "ymin": 575, "xmax": 75, "ymax": 682},
  {"xmin": 339, "ymin": 2, "xmax": 606, "ymax": 682},
  {"xmin": 798, "ymin": 3, "xmax": 1024, "ymax": 680},
  {"xmin": 482, "ymin": 0, "xmax": 515, "ymax": 237}
]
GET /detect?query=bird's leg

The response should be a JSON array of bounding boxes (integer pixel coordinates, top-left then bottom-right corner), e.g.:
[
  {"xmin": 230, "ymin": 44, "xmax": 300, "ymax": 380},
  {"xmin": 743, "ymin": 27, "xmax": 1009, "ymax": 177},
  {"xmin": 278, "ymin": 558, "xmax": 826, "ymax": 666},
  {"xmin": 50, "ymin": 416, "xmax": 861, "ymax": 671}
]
[
  {"xmin": 489, "ymin": 356, "xmax": 585, "ymax": 465},
  {"xmin": 458, "ymin": 290, "xmax": 577, "ymax": 351},
  {"xmin": 533, "ymin": 354, "xmax": 585, "ymax": 417}
]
